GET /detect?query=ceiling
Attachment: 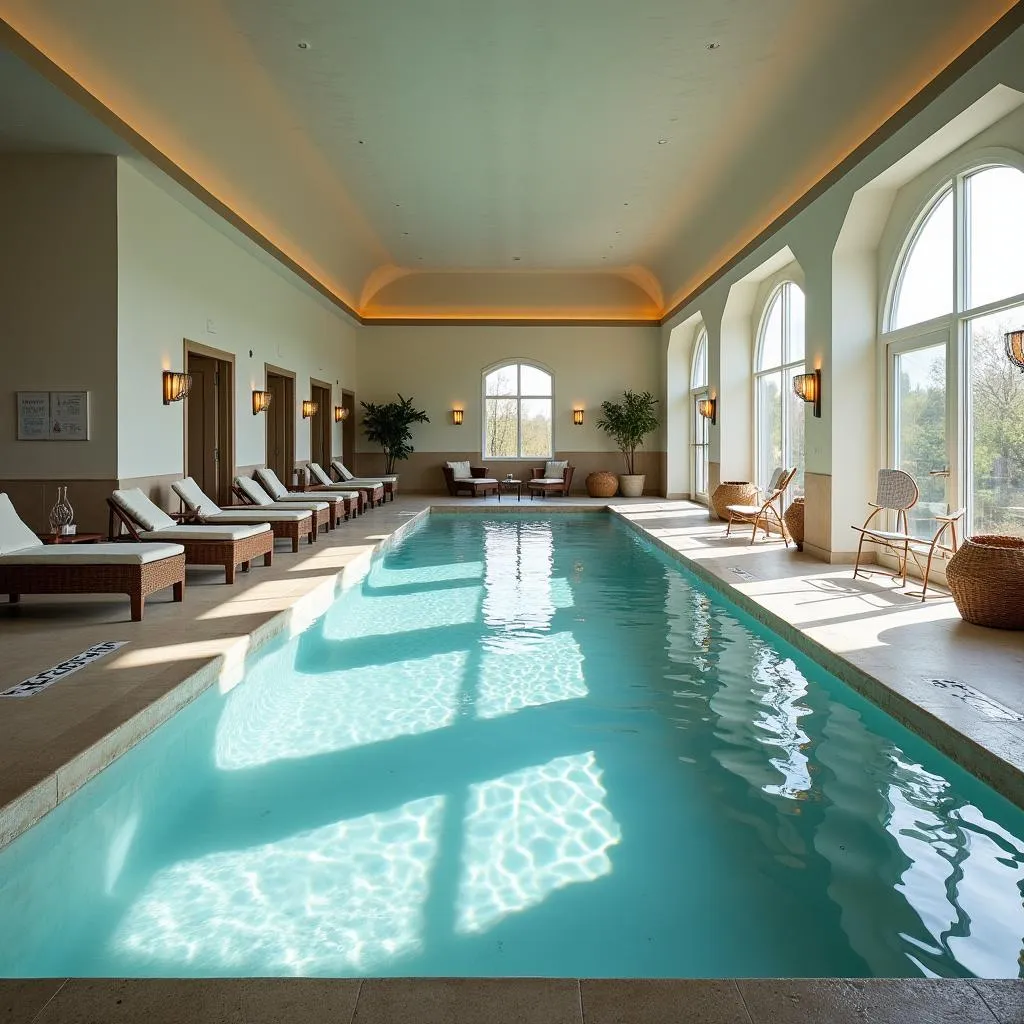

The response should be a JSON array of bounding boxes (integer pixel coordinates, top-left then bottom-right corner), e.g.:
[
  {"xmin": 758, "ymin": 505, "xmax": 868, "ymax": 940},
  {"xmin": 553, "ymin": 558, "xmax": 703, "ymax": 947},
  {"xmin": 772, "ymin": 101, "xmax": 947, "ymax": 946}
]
[{"xmin": 0, "ymin": 0, "xmax": 1017, "ymax": 319}]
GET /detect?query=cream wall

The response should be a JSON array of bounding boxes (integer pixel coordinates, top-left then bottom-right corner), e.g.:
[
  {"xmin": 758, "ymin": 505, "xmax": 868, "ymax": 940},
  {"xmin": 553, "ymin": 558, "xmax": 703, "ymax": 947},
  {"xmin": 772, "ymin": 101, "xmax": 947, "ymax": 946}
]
[
  {"xmin": 357, "ymin": 324, "xmax": 664, "ymax": 491},
  {"xmin": 116, "ymin": 158, "xmax": 359, "ymax": 487}
]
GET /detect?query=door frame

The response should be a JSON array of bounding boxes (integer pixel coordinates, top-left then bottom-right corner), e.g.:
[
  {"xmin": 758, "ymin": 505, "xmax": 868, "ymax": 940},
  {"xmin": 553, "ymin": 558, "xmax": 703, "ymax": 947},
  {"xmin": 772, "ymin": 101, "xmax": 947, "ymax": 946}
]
[
  {"xmin": 265, "ymin": 363, "xmax": 296, "ymax": 486},
  {"xmin": 310, "ymin": 377, "xmax": 333, "ymax": 471},
  {"xmin": 341, "ymin": 388, "xmax": 356, "ymax": 470},
  {"xmin": 184, "ymin": 339, "xmax": 235, "ymax": 504}
]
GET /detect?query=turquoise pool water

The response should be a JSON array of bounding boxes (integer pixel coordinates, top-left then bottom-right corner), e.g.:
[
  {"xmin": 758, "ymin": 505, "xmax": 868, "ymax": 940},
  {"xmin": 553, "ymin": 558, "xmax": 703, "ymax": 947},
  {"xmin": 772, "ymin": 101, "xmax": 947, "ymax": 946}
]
[{"xmin": 1, "ymin": 513, "xmax": 1022, "ymax": 978}]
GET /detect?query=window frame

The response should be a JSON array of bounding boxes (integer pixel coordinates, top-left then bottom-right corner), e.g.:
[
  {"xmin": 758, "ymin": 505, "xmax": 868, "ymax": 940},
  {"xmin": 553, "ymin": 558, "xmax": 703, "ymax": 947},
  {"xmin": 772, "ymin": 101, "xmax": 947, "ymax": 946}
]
[
  {"xmin": 480, "ymin": 359, "xmax": 554, "ymax": 460},
  {"xmin": 689, "ymin": 328, "xmax": 709, "ymax": 499}
]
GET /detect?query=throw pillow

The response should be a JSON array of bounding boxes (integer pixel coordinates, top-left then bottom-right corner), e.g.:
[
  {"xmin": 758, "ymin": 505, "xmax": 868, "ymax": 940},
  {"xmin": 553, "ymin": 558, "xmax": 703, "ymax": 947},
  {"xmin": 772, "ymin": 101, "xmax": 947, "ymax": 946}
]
[
  {"xmin": 544, "ymin": 460, "xmax": 568, "ymax": 478},
  {"xmin": 447, "ymin": 460, "xmax": 472, "ymax": 479}
]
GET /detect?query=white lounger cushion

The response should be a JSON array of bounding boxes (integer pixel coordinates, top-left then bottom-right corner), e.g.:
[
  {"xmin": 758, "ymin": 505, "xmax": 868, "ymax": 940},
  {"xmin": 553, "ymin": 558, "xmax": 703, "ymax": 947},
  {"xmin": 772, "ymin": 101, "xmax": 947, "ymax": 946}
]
[
  {"xmin": 530, "ymin": 477, "xmax": 566, "ymax": 484},
  {"xmin": 112, "ymin": 489, "xmax": 178, "ymax": 532},
  {"xmin": 333, "ymin": 460, "xmax": 397, "ymax": 484},
  {"xmin": 0, "ymin": 493, "xmax": 44, "ymax": 554},
  {"xmin": 0, "ymin": 542, "xmax": 184, "ymax": 565},
  {"xmin": 235, "ymin": 476, "xmax": 275, "ymax": 505},
  {"xmin": 253, "ymin": 467, "xmax": 288, "ymax": 500},
  {"xmin": 172, "ymin": 477, "xmax": 221, "ymax": 517},
  {"xmin": 339, "ymin": 479, "xmax": 385, "ymax": 488},
  {"xmin": 235, "ymin": 477, "xmax": 330, "ymax": 511},
  {"xmin": 273, "ymin": 491, "xmax": 357, "ymax": 502},
  {"xmin": 209, "ymin": 509, "xmax": 308, "ymax": 524},
  {"xmin": 141, "ymin": 524, "xmax": 269, "ymax": 542}
]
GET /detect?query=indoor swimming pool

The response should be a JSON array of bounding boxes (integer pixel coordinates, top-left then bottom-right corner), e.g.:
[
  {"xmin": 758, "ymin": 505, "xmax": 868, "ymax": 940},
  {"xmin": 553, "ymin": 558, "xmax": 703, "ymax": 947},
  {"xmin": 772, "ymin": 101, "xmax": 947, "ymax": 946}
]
[{"xmin": 0, "ymin": 512, "xmax": 1022, "ymax": 978}]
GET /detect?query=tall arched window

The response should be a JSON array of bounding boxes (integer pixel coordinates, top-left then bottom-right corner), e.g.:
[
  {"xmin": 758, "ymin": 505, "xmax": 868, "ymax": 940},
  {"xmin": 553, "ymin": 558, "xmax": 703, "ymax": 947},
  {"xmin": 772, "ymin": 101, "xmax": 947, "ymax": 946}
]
[
  {"xmin": 885, "ymin": 163, "xmax": 1024, "ymax": 538},
  {"xmin": 483, "ymin": 362, "xmax": 553, "ymax": 458},
  {"xmin": 754, "ymin": 282, "xmax": 805, "ymax": 493},
  {"xmin": 690, "ymin": 328, "xmax": 709, "ymax": 498}
]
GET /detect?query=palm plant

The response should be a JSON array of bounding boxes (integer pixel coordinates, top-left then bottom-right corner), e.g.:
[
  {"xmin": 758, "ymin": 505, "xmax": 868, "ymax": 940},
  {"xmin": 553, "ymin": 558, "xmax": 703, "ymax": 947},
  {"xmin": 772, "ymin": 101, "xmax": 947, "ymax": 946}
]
[
  {"xmin": 360, "ymin": 394, "xmax": 429, "ymax": 474},
  {"xmin": 596, "ymin": 390, "xmax": 660, "ymax": 475}
]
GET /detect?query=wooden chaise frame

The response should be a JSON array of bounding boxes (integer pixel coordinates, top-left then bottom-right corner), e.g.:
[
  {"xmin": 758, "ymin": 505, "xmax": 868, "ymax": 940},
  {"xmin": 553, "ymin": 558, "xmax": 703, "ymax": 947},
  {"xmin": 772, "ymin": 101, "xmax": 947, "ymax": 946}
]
[
  {"xmin": 108, "ymin": 499, "xmax": 274, "ymax": 584},
  {"xmin": 331, "ymin": 461, "xmax": 397, "ymax": 502},
  {"xmin": 1, "ymin": 553, "xmax": 185, "ymax": 622},
  {"xmin": 442, "ymin": 466, "xmax": 499, "ymax": 498}
]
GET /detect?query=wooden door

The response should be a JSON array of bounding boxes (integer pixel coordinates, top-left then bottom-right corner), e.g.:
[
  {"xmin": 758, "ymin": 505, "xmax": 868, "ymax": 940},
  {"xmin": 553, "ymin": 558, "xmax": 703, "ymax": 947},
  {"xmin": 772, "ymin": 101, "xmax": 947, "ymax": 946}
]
[
  {"xmin": 186, "ymin": 353, "xmax": 220, "ymax": 501},
  {"xmin": 311, "ymin": 381, "xmax": 331, "ymax": 469},
  {"xmin": 266, "ymin": 371, "xmax": 295, "ymax": 484},
  {"xmin": 342, "ymin": 389, "xmax": 355, "ymax": 469}
]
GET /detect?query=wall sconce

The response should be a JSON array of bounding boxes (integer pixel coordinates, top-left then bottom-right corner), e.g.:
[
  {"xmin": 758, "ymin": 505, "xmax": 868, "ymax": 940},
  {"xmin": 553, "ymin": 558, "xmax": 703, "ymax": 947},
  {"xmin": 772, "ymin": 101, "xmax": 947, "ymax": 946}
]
[
  {"xmin": 697, "ymin": 397, "xmax": 717, "ymax": 425},
  {"xmin": 334, "ymin": 406, "xmax": 350, "ymax": 422},
  {"xmin": 1005, "ymin": 329, "xmax": 1024, "ymax": 372},
  {"xmin": 252, "ymin": 390, "xmax": 272, "ymax": 415},
  {"xmin": 573, "ymin": 408, "xmax": 584, "ymax": 426},
  {"xmin": 452, "ymin": 408, "xmax": 464, "ymax": 426},
  {"xmin": 792, "ymin": 368, "xmax": 822, "ymax": 417},
  {"xmin": 162, "ymin": 371, "xmax": 192, "ymax": 405},
  {"xmin": 301, "ymin": 400, "xmax": 318, "ymax": 419}
]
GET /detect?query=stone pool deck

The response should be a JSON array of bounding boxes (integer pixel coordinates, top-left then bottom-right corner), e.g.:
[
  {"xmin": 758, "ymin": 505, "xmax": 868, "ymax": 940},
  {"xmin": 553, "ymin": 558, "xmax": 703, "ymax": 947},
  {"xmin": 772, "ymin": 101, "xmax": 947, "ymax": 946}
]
[{"xmin": 0, "ymin": 495, "xmax": 1021, "ymax": 1019}]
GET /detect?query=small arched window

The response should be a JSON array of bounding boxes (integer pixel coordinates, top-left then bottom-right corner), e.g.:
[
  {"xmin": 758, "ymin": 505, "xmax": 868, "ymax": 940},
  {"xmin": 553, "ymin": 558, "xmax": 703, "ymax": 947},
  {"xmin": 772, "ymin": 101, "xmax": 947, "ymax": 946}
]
[
  {"xmin": 890, "ymin": 187, "xmax": 954, "ymax": 331},
  {"xmin": 483, "ymin": 362, "xmax": 553, "ymax": 458},
  {"xmin": 755, "ymin": 282, "xmax": 805, "ymax": 493},
  {"xmin": 690, "ymin": 329, "xmax": 708, "ymax": 390}
]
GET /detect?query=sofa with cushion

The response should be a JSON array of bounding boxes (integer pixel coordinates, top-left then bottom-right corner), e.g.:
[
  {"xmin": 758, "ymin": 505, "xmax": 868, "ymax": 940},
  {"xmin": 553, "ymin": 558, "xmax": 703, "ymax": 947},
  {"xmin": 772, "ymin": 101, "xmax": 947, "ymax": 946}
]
[{"xmin": 442, "ymin": 462, "xmax": 499, "ymax": 497}]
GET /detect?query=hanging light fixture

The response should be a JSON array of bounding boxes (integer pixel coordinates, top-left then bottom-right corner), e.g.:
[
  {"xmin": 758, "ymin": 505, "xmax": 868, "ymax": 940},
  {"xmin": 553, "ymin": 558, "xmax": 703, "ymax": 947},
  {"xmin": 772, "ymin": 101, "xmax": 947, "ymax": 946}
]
[
  {"xmin": 301, "ymin": 400, "xmax": 318, "ymax": 418},
  {"xmin": 334, "ymin": 406, "xmax": 350, "ymax": 422},
  {"xmin": 1004, "ymin": 329, "xmax": 1024, "ymax": 372},
  {"xmin": 252, "ymin": 390, "xmax": 272, "ymax": 415},
  {"xmin": 697, "ymin": 397, "xmax": 716, "ymax": 425},
  {"xmin": 162, "ymin": 371, "xmax": 192, "ymax": 405},
  {"xmin": 792, "ymin": 368, "xmax": 822, "ymax": 417}
]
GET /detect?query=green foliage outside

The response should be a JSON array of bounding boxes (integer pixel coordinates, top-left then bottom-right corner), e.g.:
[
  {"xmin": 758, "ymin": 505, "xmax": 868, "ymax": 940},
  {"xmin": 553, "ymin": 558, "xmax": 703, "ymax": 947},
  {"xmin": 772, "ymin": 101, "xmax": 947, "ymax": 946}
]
[
  {"xmin": 596, "ymin": 390, "xmax": 660, "ymax": 475},
  {"xmin": 360, "ymin": 394, "xmax": 429, "ymax": 474},
  {"xmin": 485, "ymin": 398, "xmax": 551, "ymax": 458}
]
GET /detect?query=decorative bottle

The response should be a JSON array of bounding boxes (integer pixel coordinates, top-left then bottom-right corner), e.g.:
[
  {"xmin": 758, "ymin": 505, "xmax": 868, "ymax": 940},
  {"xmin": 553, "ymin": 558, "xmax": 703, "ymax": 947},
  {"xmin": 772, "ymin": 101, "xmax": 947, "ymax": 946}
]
[{"xmin": 49, "ymin": 486, "xmax": 74, "ymax": 538}]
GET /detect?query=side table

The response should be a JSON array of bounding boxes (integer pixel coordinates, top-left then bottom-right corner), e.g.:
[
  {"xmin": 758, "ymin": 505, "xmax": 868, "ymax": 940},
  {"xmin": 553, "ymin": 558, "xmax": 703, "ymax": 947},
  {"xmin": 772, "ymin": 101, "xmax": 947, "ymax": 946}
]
[
  {"xmin": 497, "ymin": 479, "xmax": 522, "ymax": 503},
  {"xmin": 36, "ymin": 532, "xmax": 105, "ymax": 544}
]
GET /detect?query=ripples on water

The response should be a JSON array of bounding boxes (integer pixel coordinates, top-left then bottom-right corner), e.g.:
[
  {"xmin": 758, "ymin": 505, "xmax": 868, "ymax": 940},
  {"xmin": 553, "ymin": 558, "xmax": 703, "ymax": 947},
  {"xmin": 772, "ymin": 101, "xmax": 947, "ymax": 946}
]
[{"xmin": 0, "ymin": 514, "xmax": 1021, "ymax": 978}]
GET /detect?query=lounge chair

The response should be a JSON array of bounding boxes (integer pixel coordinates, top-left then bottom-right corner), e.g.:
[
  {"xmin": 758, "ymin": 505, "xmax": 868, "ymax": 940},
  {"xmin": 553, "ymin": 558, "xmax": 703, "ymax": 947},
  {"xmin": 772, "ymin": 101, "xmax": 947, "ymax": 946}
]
[
  {"xmin": 307, "ymin": 462, "xmax": 384, "ymax": 508},
  {"xmin": 331, "ymin": 459, "xmax": 398, "ymax": 501},
  {"xmin": 108, "ymin": 488, "xmax": 274, "ymax": 585},
  {"xmin": 172, "ymin": 477, "xmax": 315, "ymax": 553},
  {"xmin": 253, "ymin": 466, "xmax": 357, "ymax": 522},
  {"xmin": 528, "ymin": 462, "xmax": 575, "ymax": 498},
  {"xmin": 233, "ymin": 477, "xmax": 333, "ymax": 533},
  {"xmin": 442, "ymin": 463, "xmax": 499, "ymax": 498},
  {"xmin": 0, "ymin": 492, "xmax": 185, "ymax": 621},
  {"xmin": 852, "ymin": 469, "xmax": 965, "ymax": 599},
  {"xmin": 725, "ymin": 466, "xmax": 797, "ymax": 545}
]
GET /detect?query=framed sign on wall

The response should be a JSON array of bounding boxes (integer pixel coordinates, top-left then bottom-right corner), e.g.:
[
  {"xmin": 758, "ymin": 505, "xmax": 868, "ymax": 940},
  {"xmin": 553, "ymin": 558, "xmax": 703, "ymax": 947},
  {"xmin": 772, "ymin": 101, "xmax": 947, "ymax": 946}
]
[{"xmin": 16, "ymin": 391, "xmax": 90, "ymax": 440}]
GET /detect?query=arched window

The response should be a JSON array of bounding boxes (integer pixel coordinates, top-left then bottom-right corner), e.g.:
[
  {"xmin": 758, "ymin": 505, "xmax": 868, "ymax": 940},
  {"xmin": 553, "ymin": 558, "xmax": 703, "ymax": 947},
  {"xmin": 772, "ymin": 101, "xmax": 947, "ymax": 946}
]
[
  {"xmin": 483, "ymin": 362, "xmax": 553, "ymax": 459},
  {"xmin": 689, "ymin": 328, "xmax": 709, "ymax": 498},
  {"xmin": 754, "ymin": 282, "xmax": 805, "ymax": 493},
  {"xmin": 885, "ymin": 163, "xmax": 1024, "ymax": 538}
]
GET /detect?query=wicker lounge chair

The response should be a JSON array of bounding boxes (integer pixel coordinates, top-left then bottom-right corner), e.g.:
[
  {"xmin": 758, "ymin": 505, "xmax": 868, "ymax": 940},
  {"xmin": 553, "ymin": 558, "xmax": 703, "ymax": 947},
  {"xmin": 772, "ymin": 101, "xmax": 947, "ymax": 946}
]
[
  {"xmin": 725, "ymin": 466, "xmax": 797, "ymax": 545},
  {"xmin": 172, "ymin": 477, "xmax": 315, "ymax": 553},
  {"xmin": 332, "ymin": 459, "xmax": 398, "ymax": 501},
  {"xmin": 254, "ymin": 466, "xmax": 357, "ymax": 521},
  {"xmin": 0, "ymin": 492, "xmax": 185, "ymax": 621},
  {"xmin": 109, "ymin": 488, "xmax": 274, "ymax": 585},
  {"xmin": 442, "ymin": 463, "xmax": 499, "ymax": 497},
  {"xmin": 852, "ymin": 469, "xmax": 965, "ymax": 599},
  {"xmin": 233, "ymin": 477, "xmax": 333, "ymax": 534},
  {"xmin": 528, "ymin": 462, "xmax": 575, "ymax": 498},
  {"xmin": 308, "ymin": 462, "xmax": 384, "ymax": 508}
]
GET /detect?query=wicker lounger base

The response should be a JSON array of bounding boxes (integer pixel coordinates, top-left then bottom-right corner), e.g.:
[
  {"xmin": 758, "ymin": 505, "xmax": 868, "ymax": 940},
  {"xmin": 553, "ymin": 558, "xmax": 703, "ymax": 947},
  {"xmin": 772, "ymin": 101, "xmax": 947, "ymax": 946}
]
[
  {"xmin": 180, "ymin": 530, "xmax": 274, "ymax": 584},
  {"xmin": 1, "ymin": 553, "xmax": 186, "ymax": 622},
  {"xmin": 268, "ymin": 515, "xmax": 315, "ymax": 553}
]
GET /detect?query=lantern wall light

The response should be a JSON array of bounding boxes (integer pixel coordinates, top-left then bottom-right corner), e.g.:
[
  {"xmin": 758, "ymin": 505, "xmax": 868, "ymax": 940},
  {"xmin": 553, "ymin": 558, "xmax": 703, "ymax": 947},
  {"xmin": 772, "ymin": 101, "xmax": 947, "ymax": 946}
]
[
  {"xmin": 252, "ymin": 390, "xmax": 272, "ymax": 415},
  {"xmin": 162, "ymin": 371, "xmax": 192, "ymax": 405},
  {"xmin": 334, "ymin": 406, "xmax": 350, "ymax": 422},
  {"xmin": 697, "ymin": 397, "xmax": 716, "ymax": 425},
  {"xmin": 301, "ymin": 400, "xmax": 318, "ymax": 418},
  {"xmin": 1005, "ymin": 329, "xmax": 1024, "ymax": 372},
  {"xmin": 573, "ymin": 408, "xmax": 584, "ymax": 425},
  {"xmin": 452, "ymin": 408, "xmax": 464, "ymax": 426},
  {"xmin": 792, "ymin": 368, "xmax": 822, "ymax": 418}
]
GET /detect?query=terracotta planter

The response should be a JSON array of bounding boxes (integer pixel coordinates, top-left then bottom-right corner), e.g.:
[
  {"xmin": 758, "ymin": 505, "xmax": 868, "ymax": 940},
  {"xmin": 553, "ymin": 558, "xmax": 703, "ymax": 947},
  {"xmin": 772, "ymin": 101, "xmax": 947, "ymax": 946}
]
[
  {"xmin": 946, "ymin": 534, "xmax": 1024, "ymax": 630},
  {"xmin": 783, "ymin": 498, "xmax": 805, "ymax": 551},
  {"xmin": 585, "ymin": 471, "xmax": 618, "ymax": 498},
  {"xmin": 618, "ymin": 474, "xmax": 645, "ymax": 498},
  {"xmin": 711, "ymin": 481, "xmax": 757, "ymax": 521}
]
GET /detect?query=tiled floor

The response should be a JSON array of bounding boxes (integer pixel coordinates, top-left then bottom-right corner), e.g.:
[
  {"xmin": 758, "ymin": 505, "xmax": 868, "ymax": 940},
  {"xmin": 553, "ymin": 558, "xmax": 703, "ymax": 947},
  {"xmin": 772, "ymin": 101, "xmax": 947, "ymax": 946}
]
[{"xmin": 1, "ymin": 495, "xmax": 1022, "ymax": 1020}]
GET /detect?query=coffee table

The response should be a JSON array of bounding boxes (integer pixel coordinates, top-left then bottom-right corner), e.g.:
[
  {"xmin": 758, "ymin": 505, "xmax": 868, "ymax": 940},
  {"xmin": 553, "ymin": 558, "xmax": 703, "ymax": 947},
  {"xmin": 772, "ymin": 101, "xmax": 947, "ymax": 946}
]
[{"xmin": 497, "ymin": 479, "xmax": 522, "ymax": 502}]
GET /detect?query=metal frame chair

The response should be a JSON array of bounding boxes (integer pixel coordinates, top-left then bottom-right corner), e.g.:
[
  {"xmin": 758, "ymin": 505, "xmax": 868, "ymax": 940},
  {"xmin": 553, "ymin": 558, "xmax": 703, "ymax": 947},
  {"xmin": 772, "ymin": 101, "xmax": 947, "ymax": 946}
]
[{"xmin": 725, "ymin": 466, "xmax": 797, "ymax": 545}]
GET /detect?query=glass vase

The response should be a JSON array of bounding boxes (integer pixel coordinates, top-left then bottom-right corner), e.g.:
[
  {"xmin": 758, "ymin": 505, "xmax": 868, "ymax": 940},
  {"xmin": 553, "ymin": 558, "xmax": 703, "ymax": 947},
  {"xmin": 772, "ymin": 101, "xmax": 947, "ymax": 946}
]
[{"xmin": 48, "ymin": 486, "xmax": 74, "ymax": 538}]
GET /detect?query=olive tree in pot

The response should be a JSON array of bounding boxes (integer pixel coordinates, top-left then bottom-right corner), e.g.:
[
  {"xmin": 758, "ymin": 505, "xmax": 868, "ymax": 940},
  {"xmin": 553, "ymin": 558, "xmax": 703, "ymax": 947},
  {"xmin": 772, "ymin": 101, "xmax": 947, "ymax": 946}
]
[
  {"xmin": 596, "ymin": 390, "xmax": 660, "ymax": 497},
  {"xmin": 360, "ymin": 394, "xmax": 429, "ymax": 475}
]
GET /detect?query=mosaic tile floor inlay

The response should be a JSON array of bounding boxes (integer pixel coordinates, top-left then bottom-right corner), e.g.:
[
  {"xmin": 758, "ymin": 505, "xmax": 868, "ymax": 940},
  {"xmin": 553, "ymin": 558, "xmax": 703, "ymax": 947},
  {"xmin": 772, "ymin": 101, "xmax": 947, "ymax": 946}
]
[{"xmin": 1, "ymin": 641, "xmax": 128, "ymax": 698}]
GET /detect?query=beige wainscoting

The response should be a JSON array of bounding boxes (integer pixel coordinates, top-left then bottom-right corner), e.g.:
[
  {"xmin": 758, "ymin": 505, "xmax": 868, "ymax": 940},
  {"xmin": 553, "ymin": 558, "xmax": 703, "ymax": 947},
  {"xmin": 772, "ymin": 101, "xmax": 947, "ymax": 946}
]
[
  {"xmin": 0, "ymin": 479, "xmax": 117, "ymax": 535},
  {"xmin": 353, "ymin": 451, "xmax": 665, "ymax": 495}
]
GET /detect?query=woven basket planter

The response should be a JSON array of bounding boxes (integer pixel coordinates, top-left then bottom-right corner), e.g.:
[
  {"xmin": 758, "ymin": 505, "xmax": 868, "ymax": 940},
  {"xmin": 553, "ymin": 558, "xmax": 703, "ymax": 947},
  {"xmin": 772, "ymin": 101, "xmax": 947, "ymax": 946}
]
[
  {"xmin": 946, "ymin": 534, "xmax": 1024, "ymax": 630},
  {"xmin": 586, "ymin": 471, "xmax": 619, "ymax": 498},
  {"xmin": 711, "ymin": 481, "xmax": 757, "ymax": 521},
  {"xmin": 783, "ymin": 498, "xmax": 805, "ymax": 551}
]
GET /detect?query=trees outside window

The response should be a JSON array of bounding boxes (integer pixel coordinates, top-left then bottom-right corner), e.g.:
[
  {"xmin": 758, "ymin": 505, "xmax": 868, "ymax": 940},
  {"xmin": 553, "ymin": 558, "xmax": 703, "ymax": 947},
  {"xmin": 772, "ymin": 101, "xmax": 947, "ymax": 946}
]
[
  {"xmin": 755, "ymin": 282, "xmax": 805, "ymax": 495},
  {"xmin": 885, "ymin": 164, "xmax": 1024, "ymax": 538},
  {"xmin": 483, "ymin": 362, "xmax": 553, "ymax": 459},
  {"xmin": 690, "ymin": 328, "xmax": 709, "ymax": 498}
]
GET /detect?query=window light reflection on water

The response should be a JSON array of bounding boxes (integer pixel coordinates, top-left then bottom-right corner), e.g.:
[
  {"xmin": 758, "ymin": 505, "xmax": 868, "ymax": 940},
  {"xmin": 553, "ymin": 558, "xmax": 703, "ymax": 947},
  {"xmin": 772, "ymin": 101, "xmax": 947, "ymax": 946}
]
[{"xmin": 1, "ymin": 515, "xmax": 1022, "ymax": 978}]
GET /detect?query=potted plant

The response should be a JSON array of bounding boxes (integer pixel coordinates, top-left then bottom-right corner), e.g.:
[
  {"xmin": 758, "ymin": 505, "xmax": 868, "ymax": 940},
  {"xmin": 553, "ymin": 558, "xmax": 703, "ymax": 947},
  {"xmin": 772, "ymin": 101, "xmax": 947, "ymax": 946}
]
[
  {"xmin": 596, "ymin": 389, "xmax": 659, "ymax": 497},
  {"xmin": 360, "ymin": 394, "xmax": 430, "ymax": 475}
]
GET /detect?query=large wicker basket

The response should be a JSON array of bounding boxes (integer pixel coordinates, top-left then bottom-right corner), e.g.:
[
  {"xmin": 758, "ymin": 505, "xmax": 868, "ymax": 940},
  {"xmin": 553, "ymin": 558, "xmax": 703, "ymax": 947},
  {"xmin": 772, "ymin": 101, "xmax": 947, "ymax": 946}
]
[
  {"xmin": 586, "ymin": 471, "xmax": 618, "ymax": 498},
  {"xmin": 783, "ymin": 498, "xmax": 805, "ymax": 551},
  {"xmin": 946, "ymin": 534, "xmax": 1024, "ymax": 630},
  {"xmin": 711, "ymin": 480, "xmax": 757, "ymax": 520}
]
